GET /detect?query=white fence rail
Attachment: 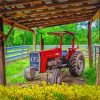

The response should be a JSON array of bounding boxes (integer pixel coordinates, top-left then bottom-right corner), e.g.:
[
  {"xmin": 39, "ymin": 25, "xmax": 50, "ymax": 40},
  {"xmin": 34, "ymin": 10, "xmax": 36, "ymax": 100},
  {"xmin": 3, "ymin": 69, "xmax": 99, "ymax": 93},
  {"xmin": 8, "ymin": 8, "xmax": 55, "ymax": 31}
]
[{"xmin": 5, "ymin": 45, "xmax": 99, "ymax": 63}]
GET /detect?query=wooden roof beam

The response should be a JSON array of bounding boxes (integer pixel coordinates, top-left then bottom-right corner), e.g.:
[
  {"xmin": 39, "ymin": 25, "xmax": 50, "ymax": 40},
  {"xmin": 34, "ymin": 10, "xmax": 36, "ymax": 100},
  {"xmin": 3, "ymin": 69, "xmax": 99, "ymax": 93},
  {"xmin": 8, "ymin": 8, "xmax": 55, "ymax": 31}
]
[
  {"xmin": 2, "ymin": 17, "xmax": 33, "ymax": 32},
  {"xmin": 20, "ymin": 14, "xmax": 93, "ymax": 25},
  {"xmin": 92, "ymin": 9, "xmax": 100, "ymax": 20},
  {"xmin": 29, "ymin": 18, "xmax": 89, "ymax": 28},
  {"xmin": 4, "ymin": 3, "xmax": 100, "ymax": 19},
  {"xmin": 22, "ymin": 18, "xmax": 90, "ymax": 26},
  {"xmin": 25, "ymin": 17, "xmax": 90, "ymax": 28},
  {"xmin": 40, "ymin": 19, "xmax": 89, "ymax": 28},
  {"xmin": 0, "ymin": 4, "xmax": 47, "ymax": 14},
  {"xmin": 0, "ymin": 0, "xmax": 93, "ymax": 14},
  {"xmin": 0, "ymin": 0, "xmax": 43, "ymax": 8},
  {"xmin": 17, "ymin": 11, "xmax": 96, "ymax": 23}
]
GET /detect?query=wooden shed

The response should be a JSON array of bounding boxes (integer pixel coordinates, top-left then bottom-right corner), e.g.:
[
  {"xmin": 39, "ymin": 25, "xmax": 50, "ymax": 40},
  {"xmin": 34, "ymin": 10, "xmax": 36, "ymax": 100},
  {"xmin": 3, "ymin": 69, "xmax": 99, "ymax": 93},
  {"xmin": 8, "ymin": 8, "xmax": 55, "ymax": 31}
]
[{"xmin": 0, "ymin": 0, "xmax": 100, "ymax": 85}]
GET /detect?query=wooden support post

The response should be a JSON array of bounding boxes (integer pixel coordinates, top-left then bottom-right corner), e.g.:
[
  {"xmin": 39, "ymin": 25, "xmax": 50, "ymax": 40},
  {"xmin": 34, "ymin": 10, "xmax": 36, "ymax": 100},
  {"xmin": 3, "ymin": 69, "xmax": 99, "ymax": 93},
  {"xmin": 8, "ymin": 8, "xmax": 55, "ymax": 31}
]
[
  {"xmin": 0, "ymin": 17, "xmax": 6, "ymax": 85},
  {"xmin": 40, "ymin": 33, "xmax": 44, "ymax": 50},
  {"xmin": 33, "ymin": 30, "xmax": 36, "ymax": 51},
  {"xmin": 87, "ymin": 21, "xmax": 93, "ymax": 67}
]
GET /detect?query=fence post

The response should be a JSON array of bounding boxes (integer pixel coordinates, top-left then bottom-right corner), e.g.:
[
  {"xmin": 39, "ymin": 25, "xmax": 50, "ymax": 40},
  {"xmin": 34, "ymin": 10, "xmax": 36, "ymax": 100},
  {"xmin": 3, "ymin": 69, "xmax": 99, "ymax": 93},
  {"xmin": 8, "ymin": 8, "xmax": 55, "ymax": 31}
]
[
  {"xmin": 21, "ymin": 45, "xmax": 23, "ymax": 58},
  {"xmin": 96, "ymin": 46, "xmax": 100, "ymax": 85}
]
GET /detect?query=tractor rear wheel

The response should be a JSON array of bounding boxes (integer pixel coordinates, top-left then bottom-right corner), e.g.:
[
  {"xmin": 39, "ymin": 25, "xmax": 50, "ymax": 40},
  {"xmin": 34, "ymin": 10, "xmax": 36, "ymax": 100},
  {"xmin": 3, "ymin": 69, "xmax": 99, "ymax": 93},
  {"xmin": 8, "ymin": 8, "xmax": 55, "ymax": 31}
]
[
  {"xmin": 68, "ymin": 51, "xmax": 85, "ymax": 76},
  {"xmin": 48, "ymin": 68, "xmax": 66, "ymax": 84},
  {"xmin": 47, "ymin": 68, "xmax": 62, "ymax": 84}
]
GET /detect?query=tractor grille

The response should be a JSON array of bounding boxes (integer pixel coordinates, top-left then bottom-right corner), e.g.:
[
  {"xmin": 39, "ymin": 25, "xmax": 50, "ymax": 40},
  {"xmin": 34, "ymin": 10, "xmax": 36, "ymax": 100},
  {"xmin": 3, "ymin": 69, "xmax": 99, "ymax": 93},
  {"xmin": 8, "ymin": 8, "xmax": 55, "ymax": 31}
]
[{"xmin": 30, "ymin": 52, "xmax": 40, "ymax": 71}]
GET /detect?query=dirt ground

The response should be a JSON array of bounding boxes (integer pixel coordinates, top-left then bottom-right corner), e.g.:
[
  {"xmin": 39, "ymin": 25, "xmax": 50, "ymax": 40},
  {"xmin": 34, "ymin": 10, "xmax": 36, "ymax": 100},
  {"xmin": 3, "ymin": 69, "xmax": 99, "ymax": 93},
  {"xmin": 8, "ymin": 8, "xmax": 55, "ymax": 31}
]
[{"xmin": 18, "ymin": 71, "xmax": 85, "ymax": 87}]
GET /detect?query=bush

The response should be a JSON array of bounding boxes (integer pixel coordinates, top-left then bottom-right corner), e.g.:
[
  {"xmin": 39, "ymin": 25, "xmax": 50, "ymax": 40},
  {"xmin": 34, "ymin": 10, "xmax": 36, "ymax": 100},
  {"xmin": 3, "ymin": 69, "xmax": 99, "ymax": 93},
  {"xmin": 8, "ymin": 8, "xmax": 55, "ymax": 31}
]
[{"xmin": 0, "ymin": 82, "xmax": 100, "ymax": 100}]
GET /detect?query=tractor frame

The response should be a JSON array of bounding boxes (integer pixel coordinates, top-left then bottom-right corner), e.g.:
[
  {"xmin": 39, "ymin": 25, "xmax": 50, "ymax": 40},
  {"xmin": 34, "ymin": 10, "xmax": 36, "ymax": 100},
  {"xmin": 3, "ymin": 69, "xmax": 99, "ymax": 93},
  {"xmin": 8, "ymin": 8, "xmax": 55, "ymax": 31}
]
[{"xmin": 24, "ymin": 31, "xmax": 85, "ymax": 84}]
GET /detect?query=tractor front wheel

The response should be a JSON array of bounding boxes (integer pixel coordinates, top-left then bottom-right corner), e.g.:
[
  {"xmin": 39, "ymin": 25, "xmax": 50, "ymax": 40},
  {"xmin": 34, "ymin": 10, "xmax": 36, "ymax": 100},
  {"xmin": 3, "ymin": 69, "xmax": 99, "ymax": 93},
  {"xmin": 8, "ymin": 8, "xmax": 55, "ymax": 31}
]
[{"xmin": 68, "ymin": 51, "xmax": 85, "ymax": 76}]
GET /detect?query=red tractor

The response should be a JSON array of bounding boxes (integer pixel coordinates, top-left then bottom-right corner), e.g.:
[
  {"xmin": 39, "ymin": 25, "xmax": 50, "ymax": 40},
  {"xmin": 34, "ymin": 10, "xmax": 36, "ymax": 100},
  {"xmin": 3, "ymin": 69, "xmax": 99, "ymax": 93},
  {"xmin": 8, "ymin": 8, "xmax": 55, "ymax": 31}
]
[{"xmin": 24, "ymin": 31, "xmax": 85, "ymax": 84}]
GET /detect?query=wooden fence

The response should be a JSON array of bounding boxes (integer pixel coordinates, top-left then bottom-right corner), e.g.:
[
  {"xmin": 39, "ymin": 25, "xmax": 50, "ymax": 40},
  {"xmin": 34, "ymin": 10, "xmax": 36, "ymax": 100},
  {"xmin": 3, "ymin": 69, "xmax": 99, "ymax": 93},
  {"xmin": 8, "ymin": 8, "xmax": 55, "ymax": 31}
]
[
  {"xmin": 5, "ymin": 45, "xmax": 33, "ymax": 62},
  {"xmin": 5, "ymin": 45, "xmax": 99, "ymax": 63},
  {"xmin": 93, "ymin": 45, "xmax": 100, "ymax": 66}
]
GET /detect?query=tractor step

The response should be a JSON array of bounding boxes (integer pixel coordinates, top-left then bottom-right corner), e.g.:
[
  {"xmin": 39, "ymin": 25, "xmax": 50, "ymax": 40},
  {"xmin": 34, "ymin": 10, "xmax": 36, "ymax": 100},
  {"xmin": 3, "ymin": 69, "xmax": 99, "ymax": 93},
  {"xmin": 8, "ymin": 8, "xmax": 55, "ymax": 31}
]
[
  {"xmin": 61, "ymin": 64, "xmax": 68, "ymax": 67},
  {"xmin": 57, "ymin": 64, "xmax": 68, "ymax": 68}
]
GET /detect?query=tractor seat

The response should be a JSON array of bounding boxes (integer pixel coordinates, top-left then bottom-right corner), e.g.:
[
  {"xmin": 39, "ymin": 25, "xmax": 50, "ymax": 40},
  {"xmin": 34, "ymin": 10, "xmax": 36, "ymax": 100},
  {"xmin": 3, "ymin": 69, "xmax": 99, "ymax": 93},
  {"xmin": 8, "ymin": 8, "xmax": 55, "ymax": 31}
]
[
  {"xmin": 62, "ymin": 50, "xmax": 67, "ymax": 57},
  {"xmin": 61, "ymin": 50, "xmax": 67, "ymax": 64}
]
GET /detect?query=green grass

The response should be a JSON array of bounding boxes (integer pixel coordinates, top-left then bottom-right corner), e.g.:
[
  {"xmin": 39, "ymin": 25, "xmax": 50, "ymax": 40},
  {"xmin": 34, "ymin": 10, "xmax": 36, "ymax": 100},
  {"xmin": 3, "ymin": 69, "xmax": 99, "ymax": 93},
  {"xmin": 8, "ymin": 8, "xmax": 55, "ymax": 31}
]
[
  {"xmin": 8, "ymin": 75, "xmax": 26, "ymax": 84},
  {"xmin": 84, "ymin": 57, "xmax": 89, "ymax": 71},
  {"xmin": 82, "ymin": 57, "xmax": 96, "ymax": 85},
  {"xmin": 6, "ymin": 58, "xmax": 29, "ymax": 84},
  {"xmin": 6, "ymin": 55, "xmax": 96, "ymax": 85},
  {"xmin": 83, "ymin": 67, "xmax": 96, "ymax": 85}
]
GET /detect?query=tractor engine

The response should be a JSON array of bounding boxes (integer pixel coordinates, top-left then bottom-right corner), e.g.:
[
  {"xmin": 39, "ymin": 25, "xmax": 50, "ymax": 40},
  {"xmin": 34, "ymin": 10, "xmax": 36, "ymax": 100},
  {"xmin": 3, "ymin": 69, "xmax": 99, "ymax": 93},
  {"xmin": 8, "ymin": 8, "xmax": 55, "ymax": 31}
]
[
  {"xmin": 47, "ymin": 57, "xmax": 61, "ymax": 68},
  {"xmin": 24, "ymin": 48, "xmax": 62, "ymax": 80}
]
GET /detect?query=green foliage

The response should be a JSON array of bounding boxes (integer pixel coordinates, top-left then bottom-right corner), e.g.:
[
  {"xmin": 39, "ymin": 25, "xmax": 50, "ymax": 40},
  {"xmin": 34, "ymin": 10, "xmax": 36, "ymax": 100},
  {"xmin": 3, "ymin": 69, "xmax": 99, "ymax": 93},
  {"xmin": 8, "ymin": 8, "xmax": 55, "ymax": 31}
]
[
  {"xmin": 4, "ymin": 25, "xmax": 33, "ymax": 46},
  {"xmin": 92, "ymin": 20, "xmax": 100, "ymax": 44},
  {"xmin": 83, "ymin": 67, "xmax": 96, "ymax": 85},
  {"xmin": 4, "ymin": 20, "xmax": 100, "ymax": 46},
  {"xmin": 37, "ymin": 24, "xmax": 78, "ymax": 45}
]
